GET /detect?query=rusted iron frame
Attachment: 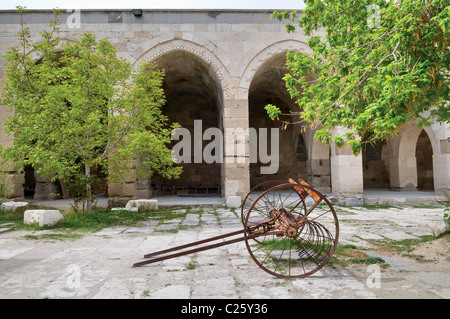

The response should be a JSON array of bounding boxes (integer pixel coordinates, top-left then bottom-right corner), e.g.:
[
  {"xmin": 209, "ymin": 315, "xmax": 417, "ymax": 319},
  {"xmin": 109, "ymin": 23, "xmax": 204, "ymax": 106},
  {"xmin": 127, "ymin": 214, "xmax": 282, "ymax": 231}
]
[
  {"xmin": 133, "ymin": 180, "xmax": 339, "ymax": 279},
  {"xmin": 242, "ymin": 182, "xmax": 339, "ymax": 278}
]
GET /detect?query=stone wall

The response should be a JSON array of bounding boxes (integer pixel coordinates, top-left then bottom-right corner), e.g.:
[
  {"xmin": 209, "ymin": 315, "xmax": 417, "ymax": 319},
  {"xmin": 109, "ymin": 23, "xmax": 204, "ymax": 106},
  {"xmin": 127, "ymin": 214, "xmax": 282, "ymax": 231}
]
[{"xmin": 0, "ymin": 9, "xmax": 449, "ymax": 204}]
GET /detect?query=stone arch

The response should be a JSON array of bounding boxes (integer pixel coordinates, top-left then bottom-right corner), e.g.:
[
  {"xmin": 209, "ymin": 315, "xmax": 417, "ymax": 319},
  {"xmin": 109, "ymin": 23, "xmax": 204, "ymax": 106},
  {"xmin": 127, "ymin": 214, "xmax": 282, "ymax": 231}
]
[
  {"xmin": 416, "ymin": 130, "xmax": 434, "ymax": 190},
  {"xmin": 106, "ymin": 36, "xmax": 232, "ymax": 199},
  {"xmin": 131, "ymin": 35, "xmax": 232, "ymax": 99},
  {"xmin": 247, "ymin": 51, "xmax": 301, "ymax": 186},
  {"xmin": 243, "ymin": 40, "xmax": 320, "ymax": 187},
  {"xmin": 140, "ymin": 47, "xmax": 225, "ymax": 196},
  {"xmin": 238, "ymin": 39, "xmax": 312, "ymax": 100},
  {"xmin": 389, "ymin": 121, "xmax": 439, "ymax": 190}
]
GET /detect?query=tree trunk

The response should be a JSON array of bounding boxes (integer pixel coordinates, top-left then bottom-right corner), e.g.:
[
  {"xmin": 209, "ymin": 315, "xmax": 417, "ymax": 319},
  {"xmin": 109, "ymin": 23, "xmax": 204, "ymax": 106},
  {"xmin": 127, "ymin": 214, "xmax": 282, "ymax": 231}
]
[{"xmin": 85, "ymin": 164, "xmax": 92, "ymax": 213}]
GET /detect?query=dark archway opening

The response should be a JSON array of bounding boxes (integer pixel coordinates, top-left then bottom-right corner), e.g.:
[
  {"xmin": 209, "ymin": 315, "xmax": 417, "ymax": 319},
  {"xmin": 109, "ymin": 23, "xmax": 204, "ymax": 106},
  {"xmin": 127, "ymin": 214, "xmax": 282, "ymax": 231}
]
[
  {"xmin": 248, "ymin": 53, "xmax": 308, "ymax": 188},
  {"xmin": 151, "ymin": 51, "xmax": 224, "ymax": 196},
  {"xmin": 416, "ymin": 130, "xmax": 434, "ymax": 190},
  {"xmin": 362, "ymin": 141, "xmax": 390, "ymax": 189}
]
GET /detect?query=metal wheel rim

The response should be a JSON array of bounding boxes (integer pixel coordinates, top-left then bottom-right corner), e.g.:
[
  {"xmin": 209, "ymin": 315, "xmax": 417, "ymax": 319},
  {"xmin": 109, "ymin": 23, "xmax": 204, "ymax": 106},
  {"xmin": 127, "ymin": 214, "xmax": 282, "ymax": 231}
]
[{"xmin": 243, "ymin": 183, "xmax": 339, "ymax": 279}]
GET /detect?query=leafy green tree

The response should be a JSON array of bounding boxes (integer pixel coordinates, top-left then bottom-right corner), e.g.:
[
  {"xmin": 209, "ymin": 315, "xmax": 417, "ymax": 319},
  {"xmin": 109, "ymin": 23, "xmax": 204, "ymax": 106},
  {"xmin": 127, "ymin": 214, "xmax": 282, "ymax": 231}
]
[
  {"xmin": 1, "ymin": 8, "xmax": 181, "ymax": 212},
  {"xmin": 268, "ymin": 0, "xmax": 449, "ymax": 154}
]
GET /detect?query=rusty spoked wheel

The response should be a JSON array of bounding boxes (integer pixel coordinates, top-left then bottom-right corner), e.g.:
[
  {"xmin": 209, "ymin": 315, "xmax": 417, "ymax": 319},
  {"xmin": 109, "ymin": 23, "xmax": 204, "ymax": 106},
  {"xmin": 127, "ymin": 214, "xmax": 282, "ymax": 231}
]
[{"xmin": 243, "ymin": 183, "xmax": 339, "ymax": 279}]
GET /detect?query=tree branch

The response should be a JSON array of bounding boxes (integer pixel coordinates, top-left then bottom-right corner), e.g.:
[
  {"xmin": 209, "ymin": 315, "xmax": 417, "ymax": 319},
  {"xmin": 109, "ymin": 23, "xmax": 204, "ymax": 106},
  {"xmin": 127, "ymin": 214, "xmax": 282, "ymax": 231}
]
[{"xmin": 357, "ymin": 40, "xmax": 401, "ymax": 86}]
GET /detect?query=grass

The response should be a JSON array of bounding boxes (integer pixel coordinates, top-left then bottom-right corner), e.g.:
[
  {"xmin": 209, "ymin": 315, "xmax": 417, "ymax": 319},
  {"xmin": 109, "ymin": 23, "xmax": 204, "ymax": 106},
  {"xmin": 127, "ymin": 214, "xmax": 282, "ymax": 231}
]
[
  {"xmin": 257, "ymin": 238, "xmax": 305, "ymax": 250},
  {"xmin": 363, "ymin": 205, "xmax": 402, "ymax": 210},
  {"xmin": 24, "ymin": 233, "xmax": 85, "ymax": 240},
  {"xmin": 347, "ymin": 256, "xmax": 385, "ymax": 265},
  {"xmin": 369, "ymin": 235, "xmax": 437, "ymax": 257},
  {"xmin": 186, "ymin": 262, "xmax": 197, "ymax": 270},
  {"xmin": 0, "ymin": 205, "xmax": 198, "ymax": 238},
  {"xmin": 61, "ymin": 208, "xmax": 173, "ymax": 232},
  {"xmin": 329, "ymin": 243, "xmax": 388, "ymax": 267}
]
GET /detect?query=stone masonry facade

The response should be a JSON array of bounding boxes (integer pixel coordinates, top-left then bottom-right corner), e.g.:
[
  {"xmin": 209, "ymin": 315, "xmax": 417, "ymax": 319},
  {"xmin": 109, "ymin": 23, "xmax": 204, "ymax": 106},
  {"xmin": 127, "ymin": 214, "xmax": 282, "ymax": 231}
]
[{"xmin": 0, "ymin": 9, "xmax": 449, "ymax": 205}]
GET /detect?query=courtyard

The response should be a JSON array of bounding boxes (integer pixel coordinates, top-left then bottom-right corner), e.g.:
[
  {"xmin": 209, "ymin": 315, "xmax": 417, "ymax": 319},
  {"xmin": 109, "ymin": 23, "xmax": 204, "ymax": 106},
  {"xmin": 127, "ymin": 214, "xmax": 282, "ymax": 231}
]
[
  {"xmin": 0, "ymin": 197, "xmax": 448, "ymax": 300},
  {"xmin": 0, "ymin": 6, "xmax": 448, "ymax": 305}
]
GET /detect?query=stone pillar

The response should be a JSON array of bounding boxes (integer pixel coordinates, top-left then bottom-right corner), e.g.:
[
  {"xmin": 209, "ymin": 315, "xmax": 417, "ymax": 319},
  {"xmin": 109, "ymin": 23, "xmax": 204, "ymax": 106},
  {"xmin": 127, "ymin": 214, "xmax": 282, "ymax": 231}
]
[
  {"xmin": 307, "ymin": 134, "xmax": 331, "ymax": 193},
  {"xmin": 223, "ymin": 98, "xmax": 250, "ymax": 200},
  {"xmin": 107, "ymin": 160, "xmax": 137, "ymax": 207},
  {"xmin": 33, "ymin": 174, "xmax": 60, "ymax": 200},
  {"xmin": 135, "ymin": 178, "xmax": 152, "ymax": 199},
  {"xmin": 389, "ymin": 155, "xmax": 418, "ymax": 190},
  {"xmin": 0, "ymin": 105, "xmax": 24, "ymax": 199},
  {"xmin": 330, "ymin": 142, "xmax": 364, "ymax": 205},
  {"xmin": 2, "ymin": 169, "xmax": 24, "ymax": 199}
]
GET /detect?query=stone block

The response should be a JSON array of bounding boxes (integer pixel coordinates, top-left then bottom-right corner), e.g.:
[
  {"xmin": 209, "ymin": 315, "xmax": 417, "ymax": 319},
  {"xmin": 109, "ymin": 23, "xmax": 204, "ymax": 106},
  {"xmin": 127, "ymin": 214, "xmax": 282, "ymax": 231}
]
[
  {"xmin": 122, "ymin": 182, "xmax": 136, "ymax": 197},
  {"xmin": 24, "ymin": 210, "xmax": 64, "ymax": 227},
  {"xmin": 135, "ymin": 189, "xmax": 152, "ymax": 199},
  {"xmin": 126, "ymin": 199, "xmax": 158, "ymax": 212},
  {"xmin": 122, "ymin": 169, "xmax": 136, "ymax": 183},
  {"xmin": 1, "ymin": 201, "xmax": 28, "ymax": 212},
  {"xmin": 431, "ymin": 218, "xmax": 450, "ymax": 237},
  {"xmin": 107, "ymin": 183, "xmax": 123, "ymax": 197},
  {"xmin": 107, "ymin": 197, "xmax": 130, "ymax": 208},
  {"xmin": 226, "ymin": 196, "xmax": 241, "ymax": 208}
]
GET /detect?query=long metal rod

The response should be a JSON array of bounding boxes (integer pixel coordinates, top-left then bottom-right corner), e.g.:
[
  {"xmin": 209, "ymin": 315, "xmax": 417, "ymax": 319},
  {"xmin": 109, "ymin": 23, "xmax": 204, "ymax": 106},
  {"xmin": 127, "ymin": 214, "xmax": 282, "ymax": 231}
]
[
  {"xmin": 133, "ymin": 233, "xmax": 252, "ymax": 268},
  {"xmin": 133, "ymin": 224, "xmax": 273, "ymax": 268},
  {"xmin": 143, "ymin": 229, "xmax": 245, "ymax": 259}
]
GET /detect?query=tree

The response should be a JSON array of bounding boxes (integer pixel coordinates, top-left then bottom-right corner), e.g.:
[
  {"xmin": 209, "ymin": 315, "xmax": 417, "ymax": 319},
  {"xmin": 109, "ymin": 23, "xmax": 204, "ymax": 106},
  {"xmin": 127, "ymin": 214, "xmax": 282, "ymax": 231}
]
[
  {"xmin": 268, "ymin": 0, "xmax": 449, "ymax": 155},
  {"xmin": 0, "ymin": 8, "xmax": 181, "ymax": 212}
]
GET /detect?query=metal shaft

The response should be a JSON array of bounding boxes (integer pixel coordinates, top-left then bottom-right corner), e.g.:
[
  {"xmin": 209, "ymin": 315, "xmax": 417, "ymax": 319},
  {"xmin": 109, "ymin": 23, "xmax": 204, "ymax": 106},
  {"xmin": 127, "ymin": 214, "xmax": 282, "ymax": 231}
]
[{"xmin": 133, "ymin": 228, "xmax": 262, "ymax": 268}]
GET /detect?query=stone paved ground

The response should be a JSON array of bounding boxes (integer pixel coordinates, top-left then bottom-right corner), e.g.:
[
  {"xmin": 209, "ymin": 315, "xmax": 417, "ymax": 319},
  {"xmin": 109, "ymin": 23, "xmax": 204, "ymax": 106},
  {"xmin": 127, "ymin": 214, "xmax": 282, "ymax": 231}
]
[{"xmin": 0, "ymin": 205, "xmax": 448, "ymax": 299}]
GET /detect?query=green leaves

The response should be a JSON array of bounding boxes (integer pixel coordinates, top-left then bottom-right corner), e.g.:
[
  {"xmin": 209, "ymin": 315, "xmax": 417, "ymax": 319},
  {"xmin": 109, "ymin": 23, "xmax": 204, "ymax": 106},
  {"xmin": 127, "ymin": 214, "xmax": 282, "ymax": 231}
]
[
  {"xmin": 264, "ymin": 104, "xmax": 282, "ymax": 120},
  {"xmin": 269, "ymin": 0, "xmax": 449, "ymax": 155}
]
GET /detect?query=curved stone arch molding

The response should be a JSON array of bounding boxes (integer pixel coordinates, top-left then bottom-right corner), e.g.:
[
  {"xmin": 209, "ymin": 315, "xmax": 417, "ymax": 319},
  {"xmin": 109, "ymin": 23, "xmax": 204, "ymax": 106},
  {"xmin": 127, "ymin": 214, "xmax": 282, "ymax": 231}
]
[
  {"xmin": 130, "ymin": 33, "xmax": 233, "ymax": 99},
  {"xmin": 393, "ymin": 120, "xmax": 440, "ymax": 159},
  {"xmin": 389, "ymin": 119, "xmax": 441, "ymax": 189},
  {"xmin": 238, "ymin": 38, "xmax": 312, "ymax": 100}
]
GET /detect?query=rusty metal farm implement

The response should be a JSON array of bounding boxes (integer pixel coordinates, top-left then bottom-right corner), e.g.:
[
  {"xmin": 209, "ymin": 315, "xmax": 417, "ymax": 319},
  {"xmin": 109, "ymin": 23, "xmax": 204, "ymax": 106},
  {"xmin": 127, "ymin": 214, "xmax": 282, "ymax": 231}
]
[{"xmin": 133, "ymin": 179, "xmax": 339, "ymax": 278}]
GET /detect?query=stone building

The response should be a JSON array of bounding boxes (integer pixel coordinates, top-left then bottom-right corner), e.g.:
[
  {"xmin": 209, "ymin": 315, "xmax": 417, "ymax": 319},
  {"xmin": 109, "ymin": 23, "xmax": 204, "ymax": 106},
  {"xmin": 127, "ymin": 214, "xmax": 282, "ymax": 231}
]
[{"xmin": 0, "ymin": 9, "xmax": 449, "ymax": 205}]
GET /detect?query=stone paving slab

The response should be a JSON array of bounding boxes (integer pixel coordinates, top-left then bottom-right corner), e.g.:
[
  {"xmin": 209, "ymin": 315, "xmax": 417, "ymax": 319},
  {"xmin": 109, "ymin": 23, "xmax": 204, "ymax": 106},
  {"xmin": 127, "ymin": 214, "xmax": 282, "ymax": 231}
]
[{"xmin": 0, "ymin": 205, "xmax": 448, "ymax": 299}]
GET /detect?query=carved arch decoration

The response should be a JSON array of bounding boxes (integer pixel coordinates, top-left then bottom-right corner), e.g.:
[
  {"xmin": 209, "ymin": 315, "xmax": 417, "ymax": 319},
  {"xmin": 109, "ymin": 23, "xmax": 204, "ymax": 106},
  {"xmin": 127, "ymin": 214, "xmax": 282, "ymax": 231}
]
[
  {"xmin": 388, "ymin": 120, "xmax": 440, "ymax": 189},
  {"xmin": 238, "ymin": 39, "xmax": 312, "ymax": 100},
  {"xmin": 130, "ymin": 34, "xmax": 233, "ymax": 99}
]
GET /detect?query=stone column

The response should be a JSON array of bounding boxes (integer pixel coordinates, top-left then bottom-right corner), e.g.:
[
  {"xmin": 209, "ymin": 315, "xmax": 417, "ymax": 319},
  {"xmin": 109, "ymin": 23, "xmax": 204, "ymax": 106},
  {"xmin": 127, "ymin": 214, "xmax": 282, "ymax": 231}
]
[
  {"xmin": 307, "ymin": 133, "xmax": 331, "ymax": 193},
  {"xmin": 389, "ymin": 155, "xmax": 418, "ymax": 190},
  {"xmin": 330, "ymin": 141, "xmax": 364, "ymax": 206},
  {"xmin": 107, "ymin": 160, "xmax": 137, "ymax": 207},
  {"xmin": 0, "ymin": 105, "xmax": 24, "ymax": 199},
  {"xmin": 2, "ymin": 168, "xmax": 24, "ymax": 199},
  {"xmin": 223, "ymin": 98, "xmax": 250, "ymax": 201},
  {"xmin": 33, "ymin": 173, "xmax": 60, "ymax": 200}
]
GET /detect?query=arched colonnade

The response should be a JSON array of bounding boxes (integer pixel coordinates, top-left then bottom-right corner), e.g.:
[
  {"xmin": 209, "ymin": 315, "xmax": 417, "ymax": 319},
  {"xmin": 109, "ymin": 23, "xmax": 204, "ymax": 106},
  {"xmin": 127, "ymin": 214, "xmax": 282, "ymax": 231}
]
[{"xmin": 107, "ymin": 34, "xmax": 450, "ymax": 205}]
